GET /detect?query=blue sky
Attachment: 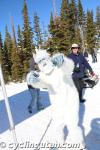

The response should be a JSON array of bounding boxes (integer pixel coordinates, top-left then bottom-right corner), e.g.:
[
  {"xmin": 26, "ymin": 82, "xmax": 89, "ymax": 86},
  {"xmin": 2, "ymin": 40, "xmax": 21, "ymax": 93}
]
[{"xmin": 0, "ymin": 0, "xmax": 100, "ymax": 40}]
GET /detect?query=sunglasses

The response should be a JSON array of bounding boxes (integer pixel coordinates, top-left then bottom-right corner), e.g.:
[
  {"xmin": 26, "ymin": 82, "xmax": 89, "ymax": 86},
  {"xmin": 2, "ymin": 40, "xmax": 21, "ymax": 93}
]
[{"xmin": 72, "ymin": 47, "xmax": 78, "ymax": 49}]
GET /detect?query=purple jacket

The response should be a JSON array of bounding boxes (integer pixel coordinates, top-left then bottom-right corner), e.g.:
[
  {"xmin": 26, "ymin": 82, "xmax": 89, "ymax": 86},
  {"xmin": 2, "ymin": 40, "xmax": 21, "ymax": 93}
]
[{"xmin": 68, "ymin": 52, "xmax": 93, "ymax": 78}]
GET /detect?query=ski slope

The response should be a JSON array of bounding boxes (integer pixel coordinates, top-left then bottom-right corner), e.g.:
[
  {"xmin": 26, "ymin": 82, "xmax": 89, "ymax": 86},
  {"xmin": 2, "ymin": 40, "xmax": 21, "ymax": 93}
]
[{"xmin": 0, "ymin": 51, "xmax": 100, "ymax": 150}]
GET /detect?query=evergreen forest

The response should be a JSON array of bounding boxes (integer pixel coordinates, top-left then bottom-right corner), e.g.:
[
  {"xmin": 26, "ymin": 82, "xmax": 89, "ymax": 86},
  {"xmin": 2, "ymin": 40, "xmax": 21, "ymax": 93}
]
[{"xmin": 0, "ymin": 0, "xmax": 100, "ymax": 83}]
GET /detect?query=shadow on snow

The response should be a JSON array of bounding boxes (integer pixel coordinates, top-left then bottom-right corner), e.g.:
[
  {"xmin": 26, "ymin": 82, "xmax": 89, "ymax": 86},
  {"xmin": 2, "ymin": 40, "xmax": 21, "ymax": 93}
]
[{"xmin": 0, "ymin": 89, "xmax": 50, "ymax": 134}]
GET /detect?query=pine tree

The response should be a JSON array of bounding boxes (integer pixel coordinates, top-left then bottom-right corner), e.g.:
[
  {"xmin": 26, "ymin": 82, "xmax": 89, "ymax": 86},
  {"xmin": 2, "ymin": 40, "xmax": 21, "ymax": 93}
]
[
  {"xmin": 49, "ymin": 12, "xmax": 61, "ymax": 53},
  {"xmin": 75, "ymin": 27, "xmax": 82, "ymax": 46},
  {"xmin": 11, "ymin": 39, "xmax": 22, "ymax": 82},
  {"xmin": 17, "ymin": 25, "xmax": 25, "ymax": 78},
  {"xmin": 96, "ymin": 6, "xmax": 100, "ymax": 33},
  {"xmin": 17, "ymin": 25, "xmax": 25, "ymax": 65},
  {"xmin": 10, "ymin": 20, "xmax": 22, "ymax": 82},
  {"xmin": 2, "ymin": 26, "xmax": 12, "ymax": 82},
  {"xmin": 49, "ymin": 0, "xmax": 72, "ymax": 54},
  {"xmin": 0, "ymin": 32, "xmax": 3, "ymax": 64},
  {"xmin": 69, "ymin": 0, "xmax": 77, "ymax": 44},
  {"xmin": 77, "ymin": 0, "xmax": 86, "ymax": 51},
  {"xmin": 10, "ymin": 16, "xmax": 17, "ymax": 49},
  {"xmin": 96, "ymin": 6, "xmax": 100, "ymax": 48},
  {"xmin": 33, "ymin": 13, "xmax": 43, "ymax": 47},
  {"xmin": 49, "ymin": 12, "xmax": 54, "ymax": 36},
  {"xmin": 77, "ymin": 0, "xmax": 84, "ymax": 25},
  {"xmin": 3, "ymin": 43, "xmax": 9, "ymax": 82},
  {"xmin": 86, "ymin": 10, "xmax": 96, "ymax": 54},
  {"xmin": 60, "ymin": 0, "xmax": 71, "ymax": 53},
  {"xmin": 17, "ymin": 25, "xmax": 24, "ymax": 60},
  {"xmin": 22, "ymin": 0, "xmax": 34, "ymax": 73}
]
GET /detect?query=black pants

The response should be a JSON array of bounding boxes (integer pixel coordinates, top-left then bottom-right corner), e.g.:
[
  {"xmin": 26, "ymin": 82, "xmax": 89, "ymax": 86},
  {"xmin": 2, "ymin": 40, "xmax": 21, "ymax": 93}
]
[{"xmin": 73, "ymin": 77, "xmax": 84, "ymax": 102}]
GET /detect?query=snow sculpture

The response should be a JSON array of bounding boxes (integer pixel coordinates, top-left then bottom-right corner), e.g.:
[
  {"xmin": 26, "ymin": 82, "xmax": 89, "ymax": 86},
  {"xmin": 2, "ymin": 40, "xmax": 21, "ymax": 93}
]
[{"xmin": 26, "ymin": 48, "xmax": 86, "ymax": 150}]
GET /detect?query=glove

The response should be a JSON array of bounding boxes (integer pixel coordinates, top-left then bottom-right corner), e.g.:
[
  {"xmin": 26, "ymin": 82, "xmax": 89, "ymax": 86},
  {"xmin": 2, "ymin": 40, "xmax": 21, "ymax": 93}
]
[
  {"xmin": 90, "ymin": 72, "xmax": 98, "ymax": 80},
  {"xmin": 52, "ymin": 53, "xmax": 64, "ymax": 67},
  {"xmin": 90, "ymin": 72, "xmax": 97, "ymax": 77},
  {"xmin": 90, "ymin": 72, "xmax": 99, "ymax": 85}
]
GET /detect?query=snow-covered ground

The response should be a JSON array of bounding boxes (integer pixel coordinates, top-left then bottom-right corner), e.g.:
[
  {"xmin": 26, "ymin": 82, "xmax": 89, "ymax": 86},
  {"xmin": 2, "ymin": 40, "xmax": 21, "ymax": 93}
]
[{"xmin": 0, "ymin": 52, "xmax": 100, "ymax": 150}]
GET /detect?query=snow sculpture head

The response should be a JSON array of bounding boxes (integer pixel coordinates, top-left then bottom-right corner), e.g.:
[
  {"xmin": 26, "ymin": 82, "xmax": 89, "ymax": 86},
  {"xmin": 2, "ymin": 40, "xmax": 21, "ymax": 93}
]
[{"xmin": 33, "ymin": 48, "xmax": 54, "ymax": 74}]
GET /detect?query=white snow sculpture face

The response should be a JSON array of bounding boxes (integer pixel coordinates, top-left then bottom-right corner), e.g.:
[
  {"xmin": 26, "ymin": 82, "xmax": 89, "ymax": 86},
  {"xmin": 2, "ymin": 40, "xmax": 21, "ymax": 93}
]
[
  {"xmin": 38, "ymin": 58, "xmax": 54, "ymax": 74},
  {"xmin": 34, "ymin": 49, "xmax": 54, "ymax": 74}
]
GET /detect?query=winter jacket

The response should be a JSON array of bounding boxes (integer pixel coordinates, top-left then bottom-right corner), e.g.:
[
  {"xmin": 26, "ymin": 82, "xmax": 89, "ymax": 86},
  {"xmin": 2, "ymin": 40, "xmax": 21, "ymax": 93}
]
[
  {"xmin": 26, "ymin": 70, "xmax": 40, "ymax": 89},
  {"xmin": 83, "ymin": 51, "xmax": 88, "ymax": 58},
  {"xmin": 27, "ymin": 58, "xmax": 38, "ymax": 88},
  {"xmin": 68, "ymin": 52, "xmax": 93, "ymax": 78},
  {"xmin": 29, "ymin": 58, "xmax": 35, "ymax": 71}
]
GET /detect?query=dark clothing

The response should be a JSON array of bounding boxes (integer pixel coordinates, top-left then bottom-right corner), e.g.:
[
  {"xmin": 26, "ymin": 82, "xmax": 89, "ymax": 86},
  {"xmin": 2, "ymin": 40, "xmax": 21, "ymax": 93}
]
[
  {"xmin": 68, "ymin": 52, "xmax": 93, "ymax": 102},
  {"xmin": 73, "ymin": 77, "xmax": 85, "ymax": 102},
  {"xmin": 29, "ymin": 57, "xmax": 35, "ymax": 71},
  {"xmin": 27, "ymin": 57, "xmax": 44, "ymax": 112},
  {"xmin": 28, "ymin": 87, "xmax": 43, "ymax": 112},
  {"xmin": 83, "ymin": 51, "xmax": 88, "ymax": 58},
  {"xmin": 68, "ymin": 52, "xmax": 93, "ymax": 78},
  {"xmin": 91, "ymin": 51, "xmax": 97, "ymax": 63},
  {"xmin": 28, "ymin": 84, "xmax": 35, "ymax": 89}
]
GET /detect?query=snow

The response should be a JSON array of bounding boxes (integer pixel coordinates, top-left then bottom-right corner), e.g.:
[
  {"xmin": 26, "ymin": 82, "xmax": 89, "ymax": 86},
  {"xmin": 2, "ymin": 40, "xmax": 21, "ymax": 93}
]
[{"xmin": 0, "ymin": 52, "xmax": 100, "ymax": 150}]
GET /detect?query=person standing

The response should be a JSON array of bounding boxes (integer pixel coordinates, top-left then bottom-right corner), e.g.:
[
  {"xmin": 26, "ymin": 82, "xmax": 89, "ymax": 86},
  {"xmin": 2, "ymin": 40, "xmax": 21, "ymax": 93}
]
[
  {"xmin": 91, "ymin": 48, "xmax": 97, "ymax": 63},
  {"xmin": 68, "ymin": 43, "xmax": 96, "ymax": 103},
  {"xmin": 83, "ymin": 51, "xmax": 89, "ymax": 61},
  {"xmin": 27, "ymin": 57, "xmax": 44, "ymax": 113}
]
